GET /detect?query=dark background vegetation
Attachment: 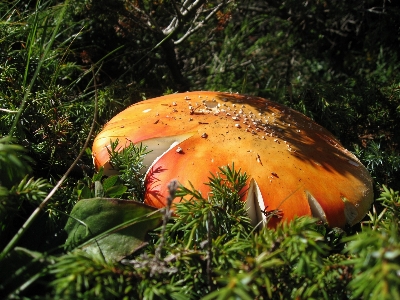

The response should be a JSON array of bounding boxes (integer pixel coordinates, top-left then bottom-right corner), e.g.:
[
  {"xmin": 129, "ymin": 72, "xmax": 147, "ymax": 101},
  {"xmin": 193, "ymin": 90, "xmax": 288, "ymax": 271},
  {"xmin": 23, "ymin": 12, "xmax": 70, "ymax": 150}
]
[{"xmin": 0, "ymin": 0, "xmax": 400, "ymax": 298}]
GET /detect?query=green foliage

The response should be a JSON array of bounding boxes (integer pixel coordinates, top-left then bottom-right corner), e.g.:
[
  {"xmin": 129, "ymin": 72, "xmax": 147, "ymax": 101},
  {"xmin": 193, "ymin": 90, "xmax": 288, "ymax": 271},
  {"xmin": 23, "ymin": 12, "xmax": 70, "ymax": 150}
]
[
  {"xmin": 1, "ymin": 0, "xmax": 400, "ymax": 299},
  {"xmin": 171, "ymin": 164, "xmax": 252, "ymax": 247},
  {"xmin": 122, "ymin": 165, "xmax": 255, "ymax": 298},
  {"xmin": 200, "ymin": 1, "xmax": 400, "ymax": 94},
  {"xmin": 354, "ymin": 141, "xmax": 400, "ymax": 190},
  {"xmin": 0, "ymin": 138, "xmax": 52, "ymax": 250},
  {"xmin": 0, "ymin": 176, "xmax": 51, "ymax": 231},
  {"xmin": 0, "ymin": 136, "xmax": 33, "ymax": 187},
  {"xmin": 74, "ymin": 167, "xmax": 128, "ymax": 200},
  {"xmin": 49, "ymin": 250, "xmax": 140, "ymax": 299},
  {"xmin": 344, "ymin": 224, "xmax": 400, "ymax": 300},
  {"xmin": 2, "ymin": 162, "xmax": 400, "ymax": 299},
  {"xmin": 0, "ymin": 247, "xmax": 52, "ymax": 297},
  {"xmin": 107, "ymin": 139, "xmax": 151, "ymax": 201},
  {"xmin": 376, "ymin": 185, "xmax": 400, "ymax": 223},
  {"xmin": 0, "ymin": 0, "xmax": 94, "ymax": 177}
]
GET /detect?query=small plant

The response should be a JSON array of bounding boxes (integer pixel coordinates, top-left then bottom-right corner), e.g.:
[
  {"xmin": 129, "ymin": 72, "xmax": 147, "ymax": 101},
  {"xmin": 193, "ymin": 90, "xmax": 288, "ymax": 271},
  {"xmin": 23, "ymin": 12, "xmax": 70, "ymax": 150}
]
[
  {"xmin": 171, "ymin": 164, "xmax": 252, "ymax": 244},
  {"xmin": 0, "ymin": 136, "xmax": 33, "ymax": 188},
  {"xmin": 344, "ymin": 224, "xmax": 400, "ymax": 299},
  {"xmin": 74, "ymin": 167, "xmax": 127, "ymax": 200},
  {"xmin": 376, "ymin": 185, "xmax": 400, "ymax": 222},
  {"xmin": 106, "ymin": 139, "xmax": 151, "ymax": 201}
]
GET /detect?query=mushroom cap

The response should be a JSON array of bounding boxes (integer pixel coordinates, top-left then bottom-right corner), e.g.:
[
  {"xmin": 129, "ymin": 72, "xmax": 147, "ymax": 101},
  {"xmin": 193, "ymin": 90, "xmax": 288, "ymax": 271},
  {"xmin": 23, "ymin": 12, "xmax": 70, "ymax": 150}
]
[{"xmin": 92, "ymin": 91, "xmax": 373, "ymax": 228}]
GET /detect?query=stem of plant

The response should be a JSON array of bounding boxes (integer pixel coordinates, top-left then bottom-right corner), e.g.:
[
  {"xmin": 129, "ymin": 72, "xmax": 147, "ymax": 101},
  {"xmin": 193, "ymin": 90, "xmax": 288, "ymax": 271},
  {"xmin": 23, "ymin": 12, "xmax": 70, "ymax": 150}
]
[
  {"xmin": 0, "ymin": 64, "xmax": 99, "ymax": 261},
  {"xmin": 207, "ymin": 210, "xmax": 214, "ymax": 292},
  {"xmin": 154, "ymin": 180, "xmax": 178, "ymax": 262}
]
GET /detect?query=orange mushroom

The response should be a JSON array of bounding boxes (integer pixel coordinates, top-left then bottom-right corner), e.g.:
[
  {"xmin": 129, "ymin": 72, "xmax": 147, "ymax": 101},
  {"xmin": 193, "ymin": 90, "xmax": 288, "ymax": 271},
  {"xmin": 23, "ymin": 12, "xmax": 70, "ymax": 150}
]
[{"xmin": 92, "ymin": 91, "xmax": 373, "ymax": 228}]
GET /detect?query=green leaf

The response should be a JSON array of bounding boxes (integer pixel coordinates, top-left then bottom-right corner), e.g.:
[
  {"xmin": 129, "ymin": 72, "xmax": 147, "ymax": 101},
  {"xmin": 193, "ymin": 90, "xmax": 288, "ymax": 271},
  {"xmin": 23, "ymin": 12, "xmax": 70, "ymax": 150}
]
[
  {"xmin": 80, "ymin": 185, "xmax": 93, "ymax": 199},
  {"xmin": 105, "ymin": 185, "xmax": 128, "ymax": 198},
  {"xmin": 92, "ymin": 167, "xmax": 104, "ymax": 182},
  {"xmin": 102, "ymin": 175, "xmax": 119, "ymax": 191},
  {"xmin": 64, "ymin": 198, "xmax": 162, "ymax": 262}
]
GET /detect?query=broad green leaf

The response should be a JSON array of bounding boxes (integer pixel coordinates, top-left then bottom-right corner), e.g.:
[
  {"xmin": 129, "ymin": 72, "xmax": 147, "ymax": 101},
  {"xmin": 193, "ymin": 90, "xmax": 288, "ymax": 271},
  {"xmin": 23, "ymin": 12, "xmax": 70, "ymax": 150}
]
[{"xmin": 64, "ymin": 198, "xmax": 162, "ymax": 262}]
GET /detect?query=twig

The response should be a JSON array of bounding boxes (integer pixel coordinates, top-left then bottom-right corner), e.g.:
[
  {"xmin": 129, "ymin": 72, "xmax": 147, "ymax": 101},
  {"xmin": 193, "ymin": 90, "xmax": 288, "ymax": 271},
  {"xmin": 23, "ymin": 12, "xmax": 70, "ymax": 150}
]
[
  {"xmin": 163, "ymin": 0, "xmax": 207, "ymax": 35},
  {"xmin": 174, "ymin": 1, "xmax": 227, "ymax": 45},
  {"xmin": 171, "ymin": 0, "xmax": 184, "ymax": 20},
  {"xmin": 0, "ymin": 108, "xmax": 18, "ymax": 113}
]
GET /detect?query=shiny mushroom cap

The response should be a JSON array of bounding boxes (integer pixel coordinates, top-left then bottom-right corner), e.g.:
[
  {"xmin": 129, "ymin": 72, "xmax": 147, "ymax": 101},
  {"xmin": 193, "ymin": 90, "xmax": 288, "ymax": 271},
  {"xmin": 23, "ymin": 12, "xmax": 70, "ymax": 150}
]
[{"xmin": 92, "ymin": 91, "xmax": 374, "ymax": 228}]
